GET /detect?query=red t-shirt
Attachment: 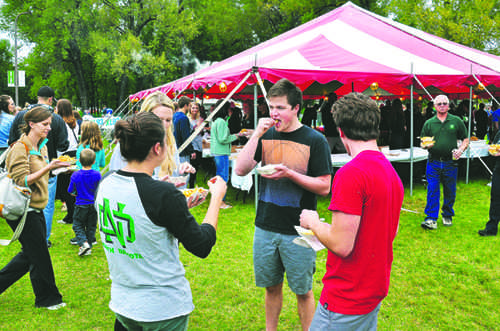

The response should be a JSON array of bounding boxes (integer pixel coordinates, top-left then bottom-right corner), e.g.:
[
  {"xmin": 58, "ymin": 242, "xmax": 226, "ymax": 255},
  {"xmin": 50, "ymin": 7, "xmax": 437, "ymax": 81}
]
[{"xmin": 320, "ymin": 150, "xmax": 404, "ymax": 315}]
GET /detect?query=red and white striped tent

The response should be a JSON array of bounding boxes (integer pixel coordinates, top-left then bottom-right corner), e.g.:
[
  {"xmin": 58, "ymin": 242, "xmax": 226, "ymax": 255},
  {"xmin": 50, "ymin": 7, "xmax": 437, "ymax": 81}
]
[{"xmin": 130, "ymin": 1, "xmax": 500, "ymax": 102}]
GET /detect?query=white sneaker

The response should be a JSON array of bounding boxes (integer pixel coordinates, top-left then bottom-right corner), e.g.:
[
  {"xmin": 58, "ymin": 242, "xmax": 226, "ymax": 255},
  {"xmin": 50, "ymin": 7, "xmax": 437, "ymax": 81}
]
[
  {"xmin": 442, "ymin": 217, "xmax": 453, "ymax": 227},
  {"xmin": 421, "ymin": 219, "xmax": 437, "ymax": 230},
  {"xmin": 46, "ymin": 302, "xmax": 66, "ymax": 310},
  {"xmin": 78, "ymin": 242, "xmax": 91, "ymax": 256}
]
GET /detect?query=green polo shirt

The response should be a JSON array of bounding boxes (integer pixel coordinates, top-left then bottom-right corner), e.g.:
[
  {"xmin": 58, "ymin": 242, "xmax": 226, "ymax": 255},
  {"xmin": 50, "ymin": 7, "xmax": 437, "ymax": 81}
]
[{"xmin": 421, "ymin": 114, "xmax": 467, "ymax": 160}]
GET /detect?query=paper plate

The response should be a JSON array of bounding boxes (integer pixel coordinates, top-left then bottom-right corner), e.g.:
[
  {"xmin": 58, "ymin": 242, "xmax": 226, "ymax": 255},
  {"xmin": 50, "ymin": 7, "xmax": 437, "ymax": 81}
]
[{"xmin": 256, "ymin": 164, "xmax": 281, "ymax": 175}]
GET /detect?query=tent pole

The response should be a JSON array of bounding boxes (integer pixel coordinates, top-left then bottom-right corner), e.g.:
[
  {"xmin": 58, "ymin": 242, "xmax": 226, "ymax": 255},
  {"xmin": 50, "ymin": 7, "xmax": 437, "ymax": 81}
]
[
  {"xmin": 351, "ymin": 82, "xmax": 354, "ymax": 92},
  {"xmin": 413, "ymin": 75, "xmax": 434, "ymax": 101},
  {"xmin": 253, "ymin": 79, "xmax": 259, "ymax": 210},
  {"xmin": 178, "ymin": 71, "xmax": 253, "ymax": 154},
  {"xmin": 466, "ymin": 85, "xmax": 473, "ymax": 184},
  {"xmin": 472, "ymin": 73, "xmax": 500, "ymax": 106},
  {"xmin": 410, "ymin": 64, "xmax": 414, "ymax": 196},
  {"xmin": 255, "ymin": 70, "xmax": 270, "ymax": 108}
]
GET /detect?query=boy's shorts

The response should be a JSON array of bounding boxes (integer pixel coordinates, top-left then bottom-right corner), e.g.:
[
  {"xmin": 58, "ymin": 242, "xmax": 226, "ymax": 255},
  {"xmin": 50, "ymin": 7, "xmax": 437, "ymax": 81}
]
[
  {"xmin": 309, "ymin": 302, "xmax": 381, "ymax": 331},
  {"xmin": 253, "ymin": 226, "xmax": 316, "ymax": 295}
]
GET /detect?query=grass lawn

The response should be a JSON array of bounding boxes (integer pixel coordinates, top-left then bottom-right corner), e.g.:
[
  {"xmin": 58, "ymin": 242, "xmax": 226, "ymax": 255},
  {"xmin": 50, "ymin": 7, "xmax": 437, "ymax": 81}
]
[{"xmin": 0, "ymin": 169, "xmax": 499, "ymax": 330}]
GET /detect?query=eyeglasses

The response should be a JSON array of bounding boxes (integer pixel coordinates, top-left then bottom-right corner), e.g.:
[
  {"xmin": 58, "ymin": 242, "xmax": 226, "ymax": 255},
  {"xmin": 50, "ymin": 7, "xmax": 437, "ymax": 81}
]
[{"xmin": 436, "ymin": 102, "xmax": 448, "ymax": 106}]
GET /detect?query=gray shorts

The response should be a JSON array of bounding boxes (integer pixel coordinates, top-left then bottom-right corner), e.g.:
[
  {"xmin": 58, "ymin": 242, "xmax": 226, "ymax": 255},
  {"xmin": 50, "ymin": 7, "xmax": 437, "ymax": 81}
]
[
  {"xmin": 310, "ymin": 302, "xmax": 381, "ymax": 331},
  {"xmin": 253, "ymin": 226, "xmax": 316, "ymax": 295}
]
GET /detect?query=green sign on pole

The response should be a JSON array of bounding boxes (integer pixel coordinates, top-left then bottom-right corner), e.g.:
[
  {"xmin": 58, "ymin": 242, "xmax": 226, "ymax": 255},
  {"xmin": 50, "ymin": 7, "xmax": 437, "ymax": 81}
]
[{"xmin": 8, "ymin": 71, "xmax": 14, "ymax": 87}]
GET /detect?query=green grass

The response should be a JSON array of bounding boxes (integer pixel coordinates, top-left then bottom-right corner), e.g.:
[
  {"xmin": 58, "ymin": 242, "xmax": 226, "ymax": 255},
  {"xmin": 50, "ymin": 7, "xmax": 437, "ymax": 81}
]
[{"xmin": 0, "ymin": 173, "xmax": 499, "ymax": 330}]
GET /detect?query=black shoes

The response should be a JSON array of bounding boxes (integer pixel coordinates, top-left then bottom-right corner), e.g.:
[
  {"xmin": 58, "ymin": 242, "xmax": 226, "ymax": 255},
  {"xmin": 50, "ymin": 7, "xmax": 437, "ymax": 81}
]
[{"xmin": 478, "ymin": 229, "xmax": 497, "ymax": 237}]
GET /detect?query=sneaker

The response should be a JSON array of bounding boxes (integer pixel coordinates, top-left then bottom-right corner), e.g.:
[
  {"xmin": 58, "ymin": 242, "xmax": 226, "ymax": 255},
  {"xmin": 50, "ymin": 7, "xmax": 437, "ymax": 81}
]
[
  {"xmin": 442, "ymin": 217, "xmax": 453, "ymax": 227},
  {"xmin": 46, "ymin": 302, "xmax": 67, "ymax": 310},
  {"xmin": 83, "ymin": 249, "xmax": 92, "ymax": 256},
  {"xmin": 421, "ymin": 219, "xmax": 437, "ymax": 230},
  {"xmin": 478, "ymin": 229, "xmax": 497, "ymax": 236},
  {"xmin": 57, "ymin": 219, "xmax": 71, "ymax": 225},
  {"xmin": 70, "ymin": 237, "xmax": 78, "ymax": 245},
  {"xmin": 92, "ymin": 240, "xmax": 97, "ymax": 246},
  {"xmin": 78, "ymin": 242, "xmax": 91, "ymax": 256},
  {"xmin": 47, "ymin": 240, "xmax": 52, "ymax": 248}
]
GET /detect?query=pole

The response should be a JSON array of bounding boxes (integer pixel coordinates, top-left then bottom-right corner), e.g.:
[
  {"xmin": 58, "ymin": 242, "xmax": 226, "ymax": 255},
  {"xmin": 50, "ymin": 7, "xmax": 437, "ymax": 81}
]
[
  {"xmin": 14, "ymin": 11, "xmax": 31, "ymax": 107},
  {"xmin": 410, "ymin": 63, "xmax": 414, "ymax": 196}
]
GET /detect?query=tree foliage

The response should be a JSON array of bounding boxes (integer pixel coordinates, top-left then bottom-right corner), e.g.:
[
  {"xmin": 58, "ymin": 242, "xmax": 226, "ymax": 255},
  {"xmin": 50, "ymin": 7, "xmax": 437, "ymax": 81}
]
[
  {"xmin": 0, "ymin": 0, "xmax": 497, "ymax": 108},
  {"xmin": 379, "ymin": 0, "xmax": 500, "ymax": 55},
  {"xmin": 0, "ymin": 39, "xmax": 14, "ymax": 96}
]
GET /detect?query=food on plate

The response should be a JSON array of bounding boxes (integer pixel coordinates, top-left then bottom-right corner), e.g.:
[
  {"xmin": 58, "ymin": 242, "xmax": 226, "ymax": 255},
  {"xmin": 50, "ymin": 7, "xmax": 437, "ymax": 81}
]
[
  {"xmin": 57, "ymin": 155, "xmax": 77, "ymax": 164},
  {"xmin": 240, "ymin": 128, "xmax": 247, "ymax": 133},
  {"xmin": 470, "ymin": 136, "xmax": 479, "ymax": 141},
  {"xmin": 420, "ymin": 136, "xmax": 435, "ymax": 147},
  {"xmin": 301, "ymin": 229, "xmax": 315, "ymax": 236},
  {"xmin": 256, "ymin": 164, "xmax": 281, "ymax": 175},
  {"xmin": 182, "ymin": 187, "xmax": 209, "ymax": 199},
  {"xmin": 488, "ymin": 144, "xmax": 500, "ymax": 155}
]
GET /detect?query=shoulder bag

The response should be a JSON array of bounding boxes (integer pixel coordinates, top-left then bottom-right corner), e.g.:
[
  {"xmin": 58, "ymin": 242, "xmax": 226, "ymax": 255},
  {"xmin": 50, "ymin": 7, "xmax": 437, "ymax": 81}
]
[{"xmin": 0, "ymin": 142, "xmax": 32, "ymax": 245}]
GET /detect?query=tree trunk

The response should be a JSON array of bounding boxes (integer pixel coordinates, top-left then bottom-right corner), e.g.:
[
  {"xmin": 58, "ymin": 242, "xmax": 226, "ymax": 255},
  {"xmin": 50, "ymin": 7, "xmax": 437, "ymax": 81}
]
[
  {"xmin": 118, "ymin": 74, "xmax": 128, "ymax": 106},
  {"xmin": 67, "ymin": 39, "xmax": 89, "ymax": 110}
]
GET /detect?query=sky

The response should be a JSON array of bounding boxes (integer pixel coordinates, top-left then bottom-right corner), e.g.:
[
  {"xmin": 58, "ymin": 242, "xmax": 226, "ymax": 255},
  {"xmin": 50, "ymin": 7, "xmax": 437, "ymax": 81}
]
[{"xmin": 0, "ymin": 1, "xmax": 33, "ymax": 58}]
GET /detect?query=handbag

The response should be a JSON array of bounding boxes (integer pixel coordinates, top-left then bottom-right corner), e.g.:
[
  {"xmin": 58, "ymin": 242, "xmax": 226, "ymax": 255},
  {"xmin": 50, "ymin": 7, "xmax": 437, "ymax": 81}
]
[{"xmin": 0, "ymin": 142, "xmax": 32, "ymax": 246}]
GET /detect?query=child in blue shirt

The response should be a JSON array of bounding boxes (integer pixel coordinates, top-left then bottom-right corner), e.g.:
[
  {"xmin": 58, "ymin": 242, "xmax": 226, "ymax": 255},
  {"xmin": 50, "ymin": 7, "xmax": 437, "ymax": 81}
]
[{"xmin": 68, "ymin": 148, "xmax": 102, "ymax": 256}]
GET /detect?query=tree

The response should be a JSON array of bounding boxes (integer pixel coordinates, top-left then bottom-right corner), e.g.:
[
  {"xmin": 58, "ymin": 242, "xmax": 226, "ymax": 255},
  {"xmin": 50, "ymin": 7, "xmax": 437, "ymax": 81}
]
[
  {"xmin": 379, "ymin": 0, "xmax": 500, "ymax": 55},
  {"xmin": 0, "ymin": 0, "xmax": 198, "ymax": 109},
  {"xmin": 0, "ymin": 39, "xmax": 13, "ymax": 95}
]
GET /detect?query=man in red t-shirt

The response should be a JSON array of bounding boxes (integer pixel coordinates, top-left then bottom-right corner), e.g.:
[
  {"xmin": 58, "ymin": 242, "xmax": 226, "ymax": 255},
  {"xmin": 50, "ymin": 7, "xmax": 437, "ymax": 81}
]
[{"xmin": 300, "ymin": 92, "xmax": 404, "ymax": 330}]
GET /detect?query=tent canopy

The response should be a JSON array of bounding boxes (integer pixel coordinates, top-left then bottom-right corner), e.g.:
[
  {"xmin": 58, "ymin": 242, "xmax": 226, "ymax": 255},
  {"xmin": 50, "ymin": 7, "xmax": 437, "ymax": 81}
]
[{"xmin": 130, "ymin": 1, "xmax": 500, "ymax": 102}]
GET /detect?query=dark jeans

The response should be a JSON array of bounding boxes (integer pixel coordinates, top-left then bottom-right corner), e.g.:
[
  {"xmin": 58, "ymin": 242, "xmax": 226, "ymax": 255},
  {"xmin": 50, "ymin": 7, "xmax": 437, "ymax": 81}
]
[
  {"xmin": 188, "ymin": 150, "xmax": 202, "ymax": 188},
  {"xmin": 0, "ymin": 211, "xmax": 63, "ymax": 307},
  {"xmin": 485, "ymin": 169, "xmax": 500, "ymax": 234},
  {"xmin": 72, "ymin": 204, "xmax": 98, "ymax": 247},
  {"xmin": 424, "ymin": 160, "xmax": 458, "ymax": 220},
  {"xmin": 57, "ymin": 172, "xmax": 75, "ymax": 224}
]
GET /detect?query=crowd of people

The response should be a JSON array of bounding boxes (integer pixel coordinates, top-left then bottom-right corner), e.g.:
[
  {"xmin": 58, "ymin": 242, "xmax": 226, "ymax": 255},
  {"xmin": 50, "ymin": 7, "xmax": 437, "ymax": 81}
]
[{"xmin": 0, "ymin": 81, "xmax": 499, "ymax": 331}]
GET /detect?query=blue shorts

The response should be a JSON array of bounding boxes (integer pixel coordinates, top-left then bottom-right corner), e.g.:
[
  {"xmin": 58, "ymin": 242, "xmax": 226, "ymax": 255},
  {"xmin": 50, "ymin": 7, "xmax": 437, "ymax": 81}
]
[
  {"xmin": 310, "ymin": 302, "xmax": 381, "ymax": 331},
  {"xmin": 253, "ymin": 226, "xmax": 316, "ymax": 295}
]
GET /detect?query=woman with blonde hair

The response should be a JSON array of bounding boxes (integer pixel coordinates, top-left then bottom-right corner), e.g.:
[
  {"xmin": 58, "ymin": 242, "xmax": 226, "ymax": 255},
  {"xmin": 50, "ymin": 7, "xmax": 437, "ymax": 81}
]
[
  {"xmin": 109, "ymin": 91, "xmax": 195, "ymax": 180},
  {"xmin": 76, "ymin": 121, "xmax": 105, "ymax": 171}
]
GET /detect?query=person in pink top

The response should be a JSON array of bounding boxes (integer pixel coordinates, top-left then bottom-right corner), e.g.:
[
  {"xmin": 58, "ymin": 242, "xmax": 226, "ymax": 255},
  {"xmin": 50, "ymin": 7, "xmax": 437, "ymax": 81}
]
[{"xmin": 300, "ymin": 92, "xmax": 404, "ymax": 330}]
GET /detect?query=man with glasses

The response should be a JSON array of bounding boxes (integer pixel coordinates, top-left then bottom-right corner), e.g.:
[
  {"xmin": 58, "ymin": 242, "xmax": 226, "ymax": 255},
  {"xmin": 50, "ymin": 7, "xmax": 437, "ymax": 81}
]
[{"xmin": 420, "ymin": 95, "xmax": 469, "ymax": 229}]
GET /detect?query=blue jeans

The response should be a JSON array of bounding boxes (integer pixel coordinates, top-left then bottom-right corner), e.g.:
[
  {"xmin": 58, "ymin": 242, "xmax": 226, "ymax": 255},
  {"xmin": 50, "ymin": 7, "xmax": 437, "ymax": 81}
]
[
  {"xmin": 44, "ymin": 175, "xmax": 58, "ymax": 242},
  {"xmin": 424, "ymin": 160, "xmax": 458, "ymax": 220},
  {"xmin": 214, "ymin": 155, "xmax": 229, "ymax": 200}
]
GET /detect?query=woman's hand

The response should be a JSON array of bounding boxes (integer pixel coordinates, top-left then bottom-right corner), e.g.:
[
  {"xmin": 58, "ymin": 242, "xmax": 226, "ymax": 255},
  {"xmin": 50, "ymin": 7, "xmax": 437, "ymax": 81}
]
[
  {"xmin": 49, "ymin": 159, "xmax": 71, "ymax": 170},
  {"xmin": 179, "ymin": 162, "xmax": 196, "ymax": 174},
  {"xmin": 207, "ymin": 176, "xmax": 227, "ymax": 201}
]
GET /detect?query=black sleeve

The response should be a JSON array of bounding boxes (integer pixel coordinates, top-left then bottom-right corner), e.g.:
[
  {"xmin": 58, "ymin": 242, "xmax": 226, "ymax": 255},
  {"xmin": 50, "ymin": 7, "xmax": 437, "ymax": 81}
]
[
  {"xmin": 8, "ymin": 110, "xmax": 26, "ymax": 145},
  {"xmin": 52, "ymin": 114, "xmax": 69, "ymax": 152},
  {"xmin": 137, "ymin": 178, "xmax": 216, "ymax": 258}
]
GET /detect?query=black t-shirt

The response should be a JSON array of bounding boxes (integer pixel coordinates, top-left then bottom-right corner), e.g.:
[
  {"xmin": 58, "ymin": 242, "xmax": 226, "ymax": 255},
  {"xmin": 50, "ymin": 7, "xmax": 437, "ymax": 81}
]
[{"xmin": 253, "ymin": 125, "xmax": 332, "ymax": 234}]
